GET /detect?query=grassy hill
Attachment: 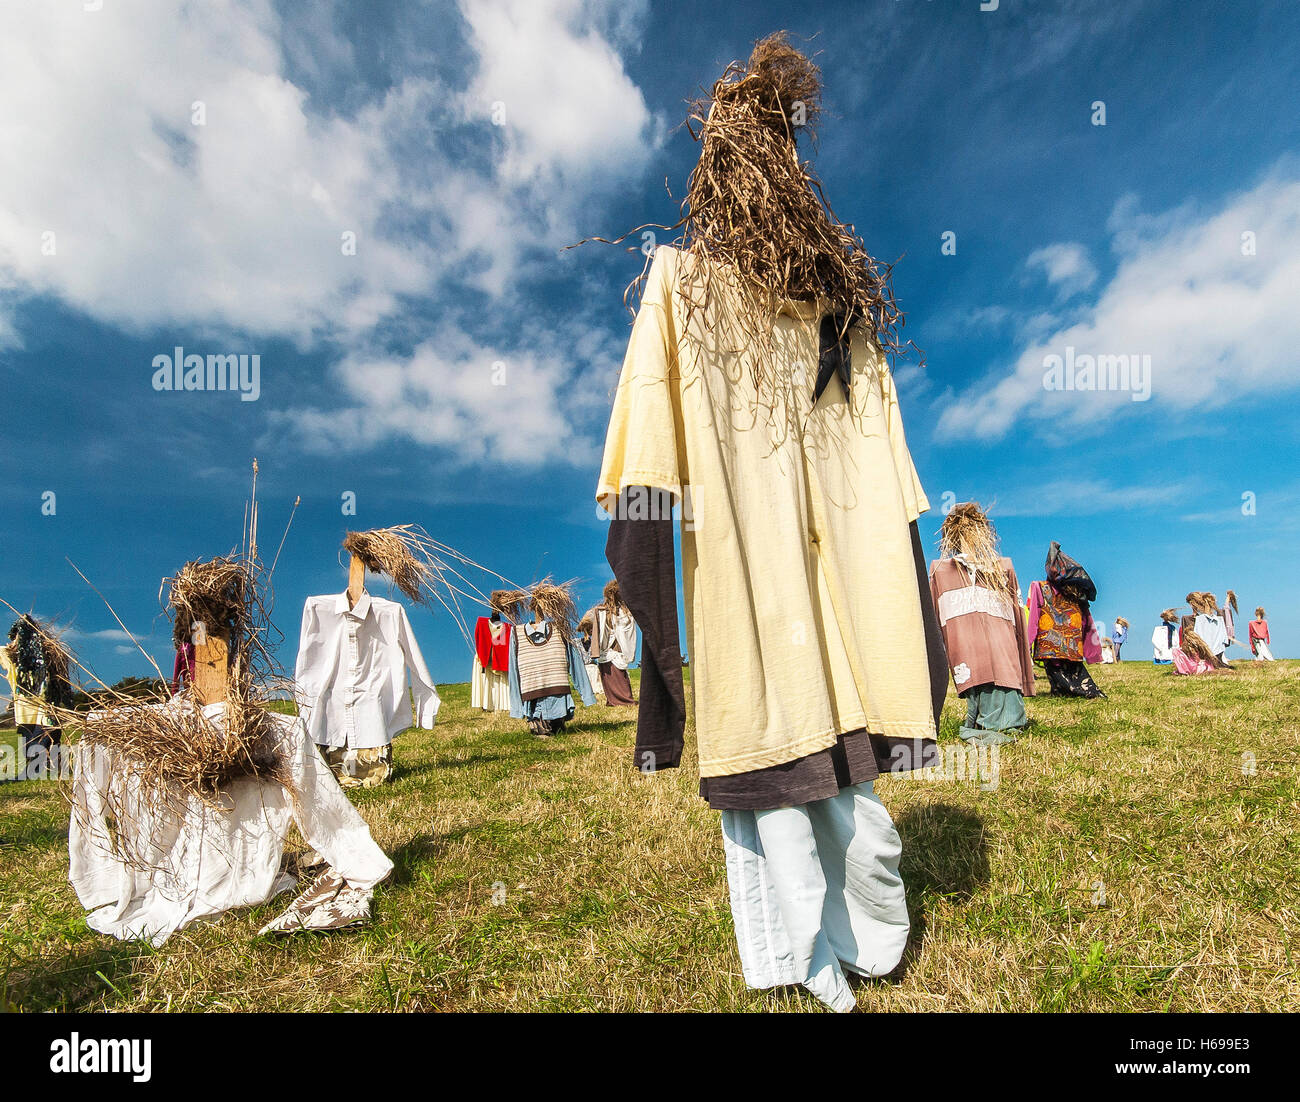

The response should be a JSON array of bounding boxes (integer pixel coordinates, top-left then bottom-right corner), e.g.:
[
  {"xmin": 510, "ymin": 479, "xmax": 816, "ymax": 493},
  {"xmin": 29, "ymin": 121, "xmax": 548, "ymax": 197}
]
[{"xmin": 1, "ymin": 659, "xmax": 1297, "ymax": 1011}]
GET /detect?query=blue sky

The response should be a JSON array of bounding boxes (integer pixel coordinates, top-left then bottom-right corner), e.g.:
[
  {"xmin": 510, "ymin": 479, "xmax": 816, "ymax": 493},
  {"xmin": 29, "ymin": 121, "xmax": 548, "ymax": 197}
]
[{"xmin": 2, "ymin": 0, "xmax": 1298, "ymax": 687}]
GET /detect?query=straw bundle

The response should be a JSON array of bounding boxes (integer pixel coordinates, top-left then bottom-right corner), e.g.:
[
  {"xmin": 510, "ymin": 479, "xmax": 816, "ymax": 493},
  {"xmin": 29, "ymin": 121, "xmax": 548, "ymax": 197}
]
[
  {"xmin": 528, "ymin": 579, "xmax": 578, "ymax": 643},
  {"xmin": 1161, "ymin": 608, "xmax": 1179, "ymax": 624},
  {"xmin": 1187, "ymin": 591, "xmax": 1219, "ymax": 616},
  {"xmin": 938, "ymin": 502, "xmax": 1014, "ymax": 600},
  {"xmin": 343, "ymin": 527, "xmax": 432, "ymax": 604},
  {"xmin": 593, "ymin": 32, "xmax": 916, "ymax": 405},
  {"xmin": 602, "ymin": 579, "xmax": 624, "ymax": 611},
  {"xmin": 489, "ymin": 588, "xmax": 529, "ymax": 620},
  {"xmin": 76, "ymin": 696, "xmax": 288, "ymax": 863},
  {"xmin": 66, "ymin": 553, "xmax": 291, "ymax": 874},
  {"xmin": 1180, "ymin": 626, "xmax": 1216, "ymax": 665}
]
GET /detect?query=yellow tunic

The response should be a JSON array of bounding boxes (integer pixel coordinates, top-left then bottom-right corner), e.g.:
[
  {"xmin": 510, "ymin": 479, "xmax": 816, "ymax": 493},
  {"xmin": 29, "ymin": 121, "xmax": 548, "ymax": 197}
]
[
  {"xmin": 0, "ymin": 645, "xmax": 52, "ymax": 726},
  {"xmin": 596, "ymin": 246, "xmax": 934, "ymax": 777}
]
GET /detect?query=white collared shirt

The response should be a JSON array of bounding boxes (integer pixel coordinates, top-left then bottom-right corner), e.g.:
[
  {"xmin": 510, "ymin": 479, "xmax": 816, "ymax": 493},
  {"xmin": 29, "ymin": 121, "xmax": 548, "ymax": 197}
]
[
  {"xmin": 595, "ymin": 607, "xmax": 637, "ymax": 669},
  {"xmin": 294, "ymin": 590, "xmax": 440, "ymax": 749}
]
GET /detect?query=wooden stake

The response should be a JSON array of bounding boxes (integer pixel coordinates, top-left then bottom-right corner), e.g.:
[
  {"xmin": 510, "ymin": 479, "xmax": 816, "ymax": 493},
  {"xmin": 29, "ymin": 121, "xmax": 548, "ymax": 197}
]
[
  {"xmin": 347, "ymin": 554, "xmax": 365, "ymax": 609},
  {"xmin": 193, "ymin": 622, "xmax": 228, "ymax": 706}
]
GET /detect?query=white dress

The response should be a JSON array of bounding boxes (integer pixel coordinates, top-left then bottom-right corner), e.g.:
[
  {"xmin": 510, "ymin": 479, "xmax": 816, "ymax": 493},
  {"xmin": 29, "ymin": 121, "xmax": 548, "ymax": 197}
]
[
  {"xmin": 470, "ymin": 654, "xmax": 511, "ymax": 711},
  {"xmin": 68, "ymin": 701, "xmax": 392, "ymax": 946}
]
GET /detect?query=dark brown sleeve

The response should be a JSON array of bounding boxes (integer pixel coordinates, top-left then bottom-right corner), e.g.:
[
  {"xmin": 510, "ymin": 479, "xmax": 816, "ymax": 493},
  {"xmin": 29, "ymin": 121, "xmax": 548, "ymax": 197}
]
[
  {"xmin": 605, "ymin": 487, "xmax": 686, "ymax": 772},
  {"xmin": 911, "ymin": 520, "xmax": 949, "ymax": 734}
]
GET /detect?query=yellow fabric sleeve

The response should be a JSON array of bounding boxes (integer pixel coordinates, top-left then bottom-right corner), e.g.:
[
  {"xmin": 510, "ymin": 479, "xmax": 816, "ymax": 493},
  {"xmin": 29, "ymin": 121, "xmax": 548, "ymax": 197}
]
[{"xmin": 596, "ymin": 248, "xmax": 687, "ymax": 512}]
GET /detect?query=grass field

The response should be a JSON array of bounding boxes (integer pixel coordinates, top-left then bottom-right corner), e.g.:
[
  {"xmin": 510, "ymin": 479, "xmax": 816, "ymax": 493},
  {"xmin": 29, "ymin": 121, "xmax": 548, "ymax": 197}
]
[{"xmin": 2, "ymin": 659, "xmax": 1297, "ymax": 1012}]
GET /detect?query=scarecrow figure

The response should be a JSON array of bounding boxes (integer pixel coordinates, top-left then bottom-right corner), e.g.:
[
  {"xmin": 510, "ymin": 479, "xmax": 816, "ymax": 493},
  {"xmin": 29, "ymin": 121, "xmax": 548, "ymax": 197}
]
[
  {"xmin": 1, "ymin": 615, "xmax": 72, "ymax": 781},
  {"xmin": 929, "ymin": 503, "xmax": 1034, "ymax": 746},
  {"xmin": 1026, "ymin": 542, "xmax": 1106, "ymax": 698},
  {"xmin": 506, "ymin": 580, "xmax": 595, "ymax": 738},
  {"xmin": 594, "ymin": 33, "xmax": 947, "ymax": 1010},
  {"xmin": 68, "ymin": 553, "xmax": 393, "ymax": 943},
  {"xmin": 590, "ymin": 580, "xmax": 637, "ymax": 706},
  {"xmin": 295, "ymin": 530, "xmax": 441, "ymax": 789}
]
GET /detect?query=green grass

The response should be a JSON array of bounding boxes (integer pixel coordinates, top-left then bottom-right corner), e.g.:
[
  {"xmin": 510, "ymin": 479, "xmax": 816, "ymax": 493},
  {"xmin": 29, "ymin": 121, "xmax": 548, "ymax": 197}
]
[{"xmin": 2, "ymin": 660, "xmax": 1297, "ymax": 1011}]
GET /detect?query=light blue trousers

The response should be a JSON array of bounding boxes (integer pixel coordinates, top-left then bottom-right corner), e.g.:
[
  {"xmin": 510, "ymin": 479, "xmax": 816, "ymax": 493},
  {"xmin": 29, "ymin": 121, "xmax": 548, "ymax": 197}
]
[{"xmin": 721, "ymin": 781, "xmax": 910, "ymax": 1012}]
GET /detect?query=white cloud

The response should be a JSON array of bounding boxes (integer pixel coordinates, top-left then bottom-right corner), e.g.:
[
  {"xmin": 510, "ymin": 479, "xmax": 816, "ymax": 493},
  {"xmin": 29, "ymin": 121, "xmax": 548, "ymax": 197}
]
[
  {"xmin": 64, "ymin": 628, "xmax": 140, "ymax": 644},
  {"xmin": 991, "ymin": 478, "xmax": 1191, "ymax": 518},
  {"xmin": 0, "ymin": 0, "xmax": 659, "ymax": 352},
  {"xmin": 1025, "ymin": 241, "xmax": 1097, "ymax": 298},
  {"xmin": 272, "ymin": 320, "xmax": 609, "ymax": 468},
  {"xmin": 459, "ymin": 0, "xmax": 657, "ymax": 187},
  {"xmin": 939, "ymin": 169, "xmax": 1300, "ymax": 440}
]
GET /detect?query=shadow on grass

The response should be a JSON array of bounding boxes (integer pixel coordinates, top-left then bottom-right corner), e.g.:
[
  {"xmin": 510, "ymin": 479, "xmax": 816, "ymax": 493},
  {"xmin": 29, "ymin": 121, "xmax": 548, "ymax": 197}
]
[
  {"xmin": 3, "ymin": 940, "xmax": 147, "ymax": 1012},
  {"xmin": 0, "ymin": 823, "xmax": 70, "ymax": 851},
  {"xmin": 891, "ymin": 803, "xmax": 990, "ymax": 979}
]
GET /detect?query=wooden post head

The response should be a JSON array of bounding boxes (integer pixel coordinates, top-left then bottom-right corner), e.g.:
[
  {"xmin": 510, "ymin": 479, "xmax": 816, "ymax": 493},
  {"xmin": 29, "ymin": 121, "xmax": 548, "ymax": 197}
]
[{"xmin": 347, "ymin": 554, "xmax": 366, "ymax": 609}]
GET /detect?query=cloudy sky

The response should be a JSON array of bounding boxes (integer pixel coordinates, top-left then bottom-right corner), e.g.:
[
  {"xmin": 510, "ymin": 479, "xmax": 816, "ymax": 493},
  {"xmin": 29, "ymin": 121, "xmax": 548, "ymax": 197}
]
[{"xmin": 2, "ymin": 0, "xmax": 1298, "ymax": 685}]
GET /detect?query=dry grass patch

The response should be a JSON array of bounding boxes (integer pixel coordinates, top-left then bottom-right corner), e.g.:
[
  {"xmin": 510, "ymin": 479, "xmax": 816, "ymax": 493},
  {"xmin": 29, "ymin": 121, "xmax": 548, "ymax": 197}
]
[{"xmin": 2, "ymin": 661, "xmax": 1296, "ymax": 1011}]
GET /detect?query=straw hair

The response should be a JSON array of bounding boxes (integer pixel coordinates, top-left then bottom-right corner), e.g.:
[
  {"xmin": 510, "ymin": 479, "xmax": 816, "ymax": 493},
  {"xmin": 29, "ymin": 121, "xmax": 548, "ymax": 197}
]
[
  {"xmin": 527, "ymin": 579, "xmax": 578, "ymax": 643},
  {"xmin": 343, "ymin": 527, "xmax": 432, "ymax": 604},
  {"xmin": 1180, "ymin": 626, "xmax": 1216, "ymax": 665},
  {"xmin": 490, "ymin": 588, "xmax": 528, "ymax": 618},
  {"xmin": 1255, "ymin": 606, "xmax": 1266, "ymax": 619},
  {"xmin": 1116, "ymin": 617, "xmax": 1129, "ymax": 629},
  {"xmin": 68, "ymin": 554, "xmax": 291, "ymax": 875},
  {"xmin": 1187, "ymin": 591, "xmax": 1219, "ymax": 616},
  {"xmin": 602, "ymin": 579, "xmax": 625, "ymax": 612},
  {"xmin": 166, "ymin": 557, "xmax": 248, "ymax": 649},
  {"xmin": 1225, "ymin": 589, "xmax": 1238, "ymax": 613},
  {"xmin": 1161, "ymin": 608, "xmax": 1178, "ymax": 623},
  {"xmin": 938, "ymin": 502, "xmax": 1013, "ymax": 600},
  {"xmin": 585, "ymin": 32, "xmax": 916, "ymax": 408}
]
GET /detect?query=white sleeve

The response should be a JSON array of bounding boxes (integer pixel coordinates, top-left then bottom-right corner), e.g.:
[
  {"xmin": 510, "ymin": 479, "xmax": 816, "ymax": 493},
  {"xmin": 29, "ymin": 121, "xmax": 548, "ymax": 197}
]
[
  {"xmin": 397, "ymin": 606, "xmax": 440, "ymax": 728},
  {"xmin": 293, "ymin": 600, "xmax": 323, "ymax": 721},
  {"xmin": 282, "ymin": 714, "xmax": 393, "ymax": 890}
]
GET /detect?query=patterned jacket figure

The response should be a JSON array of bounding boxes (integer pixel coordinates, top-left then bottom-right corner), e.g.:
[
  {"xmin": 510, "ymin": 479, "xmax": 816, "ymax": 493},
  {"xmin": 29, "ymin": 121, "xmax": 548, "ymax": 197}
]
[
  {"xmin": 929, "ymin": 503, "xmax": 1034, "ymax": 746},
  {"xmin": 1, "ymin": 616, "xmax": 72, "ymax": 781},
  {"xmin": 1026, "ymin": 542, "xmax": 1105, "ymax": 698},
  {"xmin": 594, "ymin": 36, "xmax": 950, "ymax": 1012},
  {"xmin": 506, "ymin": 582, "xmax": 596, "ymax": 738}
]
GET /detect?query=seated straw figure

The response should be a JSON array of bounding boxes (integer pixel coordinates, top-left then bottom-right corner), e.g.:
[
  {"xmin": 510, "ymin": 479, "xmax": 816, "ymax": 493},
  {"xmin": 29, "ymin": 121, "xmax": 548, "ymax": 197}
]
[
  {"xmin": 1171, "ymin": 592, "xmax": 1233, "ymax": 675},
  {"xmin": 68, "ymin": 556, "xmax": 393, "ymax": 944}
]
